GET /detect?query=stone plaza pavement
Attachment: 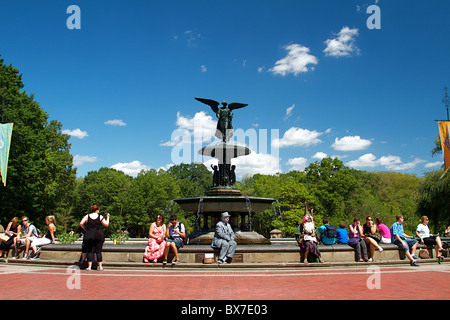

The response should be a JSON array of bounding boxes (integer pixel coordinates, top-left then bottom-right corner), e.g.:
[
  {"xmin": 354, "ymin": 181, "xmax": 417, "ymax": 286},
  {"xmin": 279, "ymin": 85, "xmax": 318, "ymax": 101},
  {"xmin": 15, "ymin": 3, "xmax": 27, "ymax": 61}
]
[{"xmin": 0, "ymin": 262, "xmax": 449, "ymax": 301}]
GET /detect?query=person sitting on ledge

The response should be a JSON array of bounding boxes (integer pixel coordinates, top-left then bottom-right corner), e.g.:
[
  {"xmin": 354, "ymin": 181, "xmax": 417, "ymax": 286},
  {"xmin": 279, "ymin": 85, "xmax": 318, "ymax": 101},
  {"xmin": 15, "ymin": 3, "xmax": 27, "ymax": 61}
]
[
  {"xmin": 299, "ymin": 213, "xmax": 324, "ymax": 263},
  {"xmin": 416, "ymin": 216, "xmax": 445, "ymax": 261},
  {"xmin": 211, "ymin": 212, "xmax": 237, "ymax": 264},
  {"xmin": 29, "ymin": 215, "xmax": 58, "ymax": 260},
  {"xmin": 348, "ymin": 218, "xmax": 368, "ymax": 262},
  {"xmin": 336, "ymin": 222, "xmax": 349, "ymax": 244},
  {"xmin": 318, "ymin": 218, "xmax": 336, "ymax": 245},
  {"xmin": 163, "ymin": 215, "xmax": 185, "ymax": 266},
  {"xmin": 391, "ymin": 214, "xmax": 420, "ymax": 267}
]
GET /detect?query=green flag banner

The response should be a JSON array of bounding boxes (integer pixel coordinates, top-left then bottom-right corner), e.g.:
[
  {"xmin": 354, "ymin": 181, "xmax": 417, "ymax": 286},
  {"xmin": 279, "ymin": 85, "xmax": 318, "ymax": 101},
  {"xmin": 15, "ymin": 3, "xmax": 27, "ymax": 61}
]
[{"xmin": 0, "ymin": 123, "xmax": 13, "ymax": 186}]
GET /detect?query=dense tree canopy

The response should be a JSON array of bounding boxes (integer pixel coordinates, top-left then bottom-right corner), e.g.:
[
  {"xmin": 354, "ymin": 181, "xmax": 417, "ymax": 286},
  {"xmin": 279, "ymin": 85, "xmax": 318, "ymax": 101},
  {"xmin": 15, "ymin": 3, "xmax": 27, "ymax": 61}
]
[
  {"xmin": 416, "ymin": 170, "xmax": 450, "ymax": 233},
  {"xmin": 0, "ymin": 56, "xmax": 76, "ymax": 232}
]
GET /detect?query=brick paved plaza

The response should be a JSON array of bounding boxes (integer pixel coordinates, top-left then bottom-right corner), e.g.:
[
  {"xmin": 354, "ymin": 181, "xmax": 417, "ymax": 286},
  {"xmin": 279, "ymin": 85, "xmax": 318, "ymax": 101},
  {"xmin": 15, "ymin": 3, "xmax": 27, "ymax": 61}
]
[{"xmin": 1, "ymin": 263, "xmax": 449, "ymax": 301}]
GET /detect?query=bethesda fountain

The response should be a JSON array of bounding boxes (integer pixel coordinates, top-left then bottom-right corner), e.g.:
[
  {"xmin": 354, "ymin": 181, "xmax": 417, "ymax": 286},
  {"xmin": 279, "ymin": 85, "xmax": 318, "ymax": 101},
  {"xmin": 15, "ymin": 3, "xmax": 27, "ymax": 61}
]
[{"xmin": 173, "ymin": 97, "xmax": 279, "ymax": 245}]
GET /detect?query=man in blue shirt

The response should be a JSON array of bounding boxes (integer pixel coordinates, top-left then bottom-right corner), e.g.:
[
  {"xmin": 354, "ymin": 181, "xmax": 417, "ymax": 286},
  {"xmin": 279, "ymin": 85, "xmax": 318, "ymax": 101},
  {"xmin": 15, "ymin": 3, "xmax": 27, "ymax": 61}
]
[
  {"xmin": 391, "ymin": 214, "xmax": 420, "ymax": 266},
  {"xmin": 318, "ymin": 218, "xmax": 336, "ymax": 245}
]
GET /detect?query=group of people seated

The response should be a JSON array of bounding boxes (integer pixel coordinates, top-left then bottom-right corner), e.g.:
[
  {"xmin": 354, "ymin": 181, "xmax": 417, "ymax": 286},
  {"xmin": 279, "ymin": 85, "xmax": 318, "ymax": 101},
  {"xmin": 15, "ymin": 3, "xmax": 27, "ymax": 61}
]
[
  {"xmin": 143, "ymin": 214, "xmax": 187, "ymax": 265},
  {"xmin": 0, "ymin": 216, "xmax": 57, "ymax": 259},
  {"xmin": 3, "ymin": 210, "xmax": 447, "ymax": 268},
  {"xmin": 143, "ymin": 212, "xmax": 237, "ymax": 265},
  {"xmin": 296, "ymin": 206, "xmax": 447, "ymax": 267}
]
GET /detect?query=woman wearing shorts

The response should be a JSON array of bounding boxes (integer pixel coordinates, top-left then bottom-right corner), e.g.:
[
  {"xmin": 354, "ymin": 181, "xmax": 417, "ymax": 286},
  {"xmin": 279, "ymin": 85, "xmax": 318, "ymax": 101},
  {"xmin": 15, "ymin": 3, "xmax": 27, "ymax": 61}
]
[{"xmin": 416, "ymin": 216, "xmax": 445, "ymax": 260}]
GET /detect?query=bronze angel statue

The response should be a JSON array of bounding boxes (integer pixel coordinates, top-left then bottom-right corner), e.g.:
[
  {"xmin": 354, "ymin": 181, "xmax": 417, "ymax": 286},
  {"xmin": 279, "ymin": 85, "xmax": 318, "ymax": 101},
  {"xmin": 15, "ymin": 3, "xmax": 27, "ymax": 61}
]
[{"xmin": 195, "ymin": 97, "xmax": 248, "ymax": 142}]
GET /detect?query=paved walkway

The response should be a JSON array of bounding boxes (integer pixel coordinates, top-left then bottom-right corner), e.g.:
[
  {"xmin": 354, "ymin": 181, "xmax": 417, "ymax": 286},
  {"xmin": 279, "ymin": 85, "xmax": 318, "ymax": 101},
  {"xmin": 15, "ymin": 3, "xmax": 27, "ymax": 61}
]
[{"xmin": 0, "ymin": 262, "xmax": 449, "ymax": 301}]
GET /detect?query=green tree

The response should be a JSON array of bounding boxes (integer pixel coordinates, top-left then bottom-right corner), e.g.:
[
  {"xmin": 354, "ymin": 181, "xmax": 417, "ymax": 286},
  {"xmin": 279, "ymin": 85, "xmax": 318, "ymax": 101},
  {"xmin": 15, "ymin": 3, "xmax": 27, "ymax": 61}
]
[
  {"xmin": 168, "ymin": 163, "xmax": 212, "ymax": 197},
  {"xmin": 0, "ymin": 56, "xmax": 76, "ymax": 227},
  {"xmin": 72, "ymin": 167, "xmax": 132, "ymax": 234},
  {"xmin": 125, "ymin": 169, "xmax": 182, "ymax": 236},
  {"xmin": 304, "ymin": 157, "xmax": 360, "ymax": 224},
  {"xmin": 416, "ymin": 170, "xmax": 450, "ymax": 233}
]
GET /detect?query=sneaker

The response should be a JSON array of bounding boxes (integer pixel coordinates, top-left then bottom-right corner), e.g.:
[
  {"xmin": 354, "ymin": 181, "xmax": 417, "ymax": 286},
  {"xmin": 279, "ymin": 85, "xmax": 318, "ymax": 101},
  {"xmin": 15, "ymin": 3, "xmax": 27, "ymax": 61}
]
[
  {"xmin": 172, "ymin": 259, "xmax": 180, "ymax": 265},
  {"xmin": 162, "ymin": 260, "xmax": 167, "ymax": 265},
  {"xmin": 410, "ymin": 260, "xmax": 420, "ymax": 267},
  {"xmin": 368, "ymin": 257, "xmax": 374, "ymax": 262},
  {"xmin": 34, "ymin": 247, "xmax": 41, "ymax": 256},
  {"xmin": 412, "ymin": 254, "xmax": 421, "ymax": 260},
  {"xmin": 217, "ymin": 259, "xmax": 227, "ymax": 264},
  {"xmin": 30, "ymin": 255, "xmax": 40, "ymax": 260},
  {"xmin": 378, "ymin": 246, "xmax": 383, "ymax": 252}
]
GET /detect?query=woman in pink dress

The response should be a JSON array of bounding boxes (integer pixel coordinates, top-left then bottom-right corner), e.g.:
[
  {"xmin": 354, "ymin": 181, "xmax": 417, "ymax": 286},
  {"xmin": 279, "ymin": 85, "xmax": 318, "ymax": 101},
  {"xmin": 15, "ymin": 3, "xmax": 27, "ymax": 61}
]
[{"xmin": 144, "ymin": 214, "xmax": 166, "ymax": 263}]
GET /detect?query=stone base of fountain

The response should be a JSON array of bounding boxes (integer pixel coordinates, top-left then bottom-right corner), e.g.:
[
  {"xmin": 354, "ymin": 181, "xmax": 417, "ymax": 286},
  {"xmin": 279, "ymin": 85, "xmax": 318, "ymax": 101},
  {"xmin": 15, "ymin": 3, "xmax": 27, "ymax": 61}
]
[
  {"xmin": 174, "ymin": 195, "xmax": 278, "ymax": 245},
  {"xmin": 190, "ymin": 231, "xmax": 271, "ymax": 245},
  {"xmin": 207, "ymin": 186, "xmax": 242, "ymax": 196}
]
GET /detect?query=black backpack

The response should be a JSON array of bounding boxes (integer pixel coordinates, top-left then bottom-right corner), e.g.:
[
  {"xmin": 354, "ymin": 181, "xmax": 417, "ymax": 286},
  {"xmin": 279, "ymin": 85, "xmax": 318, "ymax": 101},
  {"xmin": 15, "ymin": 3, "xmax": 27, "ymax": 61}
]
[{"xmin": 324, "ymin": 224, "xmax": 337, "ymax": 238}]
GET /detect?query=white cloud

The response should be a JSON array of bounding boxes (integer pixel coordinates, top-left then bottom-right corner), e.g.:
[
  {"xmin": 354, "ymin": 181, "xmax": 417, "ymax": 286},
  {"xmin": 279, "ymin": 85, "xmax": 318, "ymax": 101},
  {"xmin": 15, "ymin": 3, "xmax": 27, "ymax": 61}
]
[
  {"xmin": 272, "ymin": 127, "xmax": 328, "ymax": 148},
  {"xmin": 347, "ymin": 153, "xmax": 425, "ymax": 171},
  {"xmin": 425, "ymin": 161, "xmax": 443, "ymax": 168},
  {"xmin": 332, "ymin": 136, "xmax": 372, "ymax": 151},
  {"xmin": 111, "ymin": 160, "xmax": 151, "ymax": 177},
  {"xmin": 201, "ymin": 65, "xmax": 207, "ymax": 72},
  {"xmin": 347, "ymin": 153, "xmax": 378, "ymax": 168},
  {"xmin": 284, "ymin": 104, "xmax": 295, "ymax": 120},
  {"xmin": 62, "ymin": 128, "xmax": 88, "ymax": 139},
  {"xmin": 324, "ymin": 26, "xmax": 360, "ymax": 57},
  {"xmin": 161, "ymin": 111, "xmax": 217, "ymax": 146},
  {"xmin": 184, "ymin": 30, "xmax": 203, "ymax": 47},
  {"xmin": 269, "ymin": 44, "xmax": 318, "ymax": 76},
  {"xmin": 73, "ymin": 155, "xmax": 98, "ymax": 166},
  {"xmin": 312, "ymin": 152, "xmax": 328, "ymax": 160},
  {"xmin": 105, "ymin": 119, "xmax": 126, "ymax": 126},
  {"xmin": 287, "ymin": 157, "xmax": 308, "ymax": 171}
]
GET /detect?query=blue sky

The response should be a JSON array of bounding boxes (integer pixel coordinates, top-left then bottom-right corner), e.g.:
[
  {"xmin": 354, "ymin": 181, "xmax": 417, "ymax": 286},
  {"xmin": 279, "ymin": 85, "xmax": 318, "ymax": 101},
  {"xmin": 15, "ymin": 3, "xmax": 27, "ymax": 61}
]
[{"xmin": 1, "ymin": 0, "xmax": 449, "ymax": 179}]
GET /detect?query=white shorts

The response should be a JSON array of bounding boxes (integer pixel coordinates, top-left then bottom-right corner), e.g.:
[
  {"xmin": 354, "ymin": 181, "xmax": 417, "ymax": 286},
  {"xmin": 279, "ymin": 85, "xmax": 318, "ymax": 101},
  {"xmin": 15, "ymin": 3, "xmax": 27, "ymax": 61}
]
[
  {"xmin": 17, "ymin": 237, "xmax": 37, "ymax": 246},
  {"xmin": 380, "ymin": 237, "xmax": 391, "ymax": 244},
  {"xmin": 31, "ymin": 237, "xmax": 51, "ymax": 248}
]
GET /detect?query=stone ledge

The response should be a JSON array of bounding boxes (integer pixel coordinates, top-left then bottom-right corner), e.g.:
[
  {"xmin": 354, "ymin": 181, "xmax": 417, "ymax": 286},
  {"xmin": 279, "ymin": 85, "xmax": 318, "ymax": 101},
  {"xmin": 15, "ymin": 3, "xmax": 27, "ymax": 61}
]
[{"xmin": 2, "ymin": 257, "xmax": 447, "ymax": 269}]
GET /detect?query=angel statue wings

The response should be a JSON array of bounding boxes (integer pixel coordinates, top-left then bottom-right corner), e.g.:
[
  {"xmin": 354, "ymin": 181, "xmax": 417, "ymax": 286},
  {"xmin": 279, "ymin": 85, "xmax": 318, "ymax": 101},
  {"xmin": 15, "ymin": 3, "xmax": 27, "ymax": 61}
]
[{"xmin": 195, "ymin": 97, "xmax": 248, "ymax": 142}]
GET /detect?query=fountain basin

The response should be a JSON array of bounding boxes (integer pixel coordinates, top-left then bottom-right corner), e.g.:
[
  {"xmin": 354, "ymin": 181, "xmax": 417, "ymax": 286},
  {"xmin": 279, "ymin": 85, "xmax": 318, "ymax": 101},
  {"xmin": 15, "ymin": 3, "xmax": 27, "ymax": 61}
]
[
  {"xmin": 174, "ymin": 196, "xmax": 276, "ymax": 245},
  {"xmin": 174, "ymin": 196, "xmax": 275, "ymax": 213}
]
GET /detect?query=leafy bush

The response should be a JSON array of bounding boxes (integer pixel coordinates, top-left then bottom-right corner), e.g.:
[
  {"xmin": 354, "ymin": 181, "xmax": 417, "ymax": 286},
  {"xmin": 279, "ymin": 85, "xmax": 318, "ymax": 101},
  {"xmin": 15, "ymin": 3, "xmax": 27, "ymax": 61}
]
[{"xmin": 57, "ymin": 232, "xmax": 80, "ymax": 244}]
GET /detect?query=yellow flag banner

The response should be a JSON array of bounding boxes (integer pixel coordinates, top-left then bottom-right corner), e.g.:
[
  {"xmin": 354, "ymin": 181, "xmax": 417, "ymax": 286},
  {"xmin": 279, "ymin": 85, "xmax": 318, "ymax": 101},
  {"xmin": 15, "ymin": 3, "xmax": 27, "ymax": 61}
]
[
  {"xmin": 0, "ymin": 123, "xmax": 14, "ymax": 186},
  {"xmin": 438, "ymin": 121, "xmax": 450, "ymax": 179}
]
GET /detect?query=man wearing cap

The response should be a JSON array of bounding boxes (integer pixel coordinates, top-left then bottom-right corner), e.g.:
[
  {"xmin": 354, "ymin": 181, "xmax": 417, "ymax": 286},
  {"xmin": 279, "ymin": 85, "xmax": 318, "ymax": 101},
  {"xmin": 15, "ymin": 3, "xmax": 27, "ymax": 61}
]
[{"xmin": 211, "ymin": 212, "xmax": 237, "ymax": 264}]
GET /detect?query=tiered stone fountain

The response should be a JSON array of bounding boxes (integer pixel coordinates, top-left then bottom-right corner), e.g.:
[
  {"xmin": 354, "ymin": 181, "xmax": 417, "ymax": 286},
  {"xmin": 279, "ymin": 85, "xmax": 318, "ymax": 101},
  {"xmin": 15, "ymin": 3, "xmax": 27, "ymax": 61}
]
[{"xmin": 173, "ymin": 98, "xmax": 278, "ymax": 244}]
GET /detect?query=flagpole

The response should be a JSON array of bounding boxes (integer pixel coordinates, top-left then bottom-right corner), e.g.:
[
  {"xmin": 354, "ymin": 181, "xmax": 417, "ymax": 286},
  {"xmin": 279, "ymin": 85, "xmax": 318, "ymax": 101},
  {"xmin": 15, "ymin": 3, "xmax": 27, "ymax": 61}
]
[{"xmin": 443, "ymin": 86, "xmax": 449, "ymax": 121}]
